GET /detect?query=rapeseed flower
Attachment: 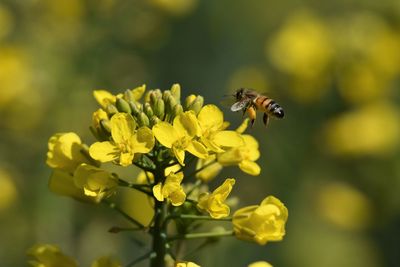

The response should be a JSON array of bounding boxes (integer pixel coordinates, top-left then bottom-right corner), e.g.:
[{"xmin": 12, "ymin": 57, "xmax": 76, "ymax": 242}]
[
  {"xmin": 89, "ymin": 113, "xmax": 154, "ymax": 166},
  {"xmin": 153, "ymin": 172, "xmax": 186, "ymax": 206},
  {"xmin": 152, "ymin": 111, "xmax": 207, "ymax": 165},
  {"xmin": 233, "ymin": 196, "xmax": 288, "ymax": 245},
  {"xmin": 197, "ymin": 178, "xmax": 235, "ymax": 218}
]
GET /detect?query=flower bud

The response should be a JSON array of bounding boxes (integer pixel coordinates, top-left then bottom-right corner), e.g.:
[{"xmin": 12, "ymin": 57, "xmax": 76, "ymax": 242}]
[
  {"xmin": 149, "ymin": 91, "xmax": 158, "ymax": 106},
  {"xmin": 124, "ymin": 89, "xmax": 134, "ymax": 102},
  {"xmin": 129, "ymin": 101, "xmax": 141, "ymax": 116},
  {"xmin": 100, "ymin": 119, "xmax": 111, "ymax": 134},
  {"xmin": 150, "ymin": 116, "xmax": 161, "ymax": 126},
  {"xmin": 162, "ymin": 90, "xmax": 172, "ymax": 103},
  {"xmin": 172, "ymin": 104, "xmax": 183, "ymax": 118},
  {"xmin": 170, "ymin": 83, "xmax": 181, "ymax": 103},
  {"xmin": 105, "ymin": 104, "xmax": 118, "ymax": 115},
  {"xmin": 116, "ymin": 98, "xmax": 132, "ymax": 113},
  {"xmin": 166, "ymin": 95, "xmax": 177, "ymax": 116},
  {"xmin": 185, "ymin": 94, "xmax": 197, "ymax": 109},
  {"xmin": 144, "ymin": 103, "xmax": 154, "ymax": 117},
  {"xmin": 138, "ymin": 112, "xmax": 150, "ymax": 127},
  {"xmin": 154, "ymin": 99, "xmax": 165, "ymax": 119},
  {"xmin": 188, "ymin": 96, "xmax": 204, "ymax": 115}
]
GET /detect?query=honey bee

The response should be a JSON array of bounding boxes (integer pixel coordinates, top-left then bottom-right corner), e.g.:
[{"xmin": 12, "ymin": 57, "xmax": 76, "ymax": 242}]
[{"xmin": 231, "ymin": 88, "xmax": 284, "ymax": 127}]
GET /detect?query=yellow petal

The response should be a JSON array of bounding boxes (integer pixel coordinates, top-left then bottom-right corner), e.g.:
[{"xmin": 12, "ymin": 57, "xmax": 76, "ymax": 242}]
[
  {"xmin": 248, "ymin": 261, "xmax": 273, "ymax": 267},
  {"xmin": 89, "ymin": 141, "xmax": 119, "ymax": 162},
  {"xmin": 236, "ymin": 118, "xmax": 249, "ymax": 134},
  {"xmin": 212, "ymin": 131, "xmax": 244, "ymax": 147},
  {"xmin": 239, "ymin": 160, "xmax": 261, "ymax": 175},
  {"xmin": 152, "ymin": 122, "xmax": 179, "ymax": 148},
  {"xmin": 48, "ymin": 170, "xmax": 89, "ymax": 201},
  {"xmin": 174, "ymin": 111, "xmax": 201, "ymax": 138},
  {"xmin": 198, "ymin": 104, "xmax": 224, "ymax": 131},
  {"xmin": 169, "ymin": 188, "xmax": 186, "ymax": 206},
  {"xmin": 132, "ymin": 127, "xmax": 155, "ymax": 153},
  {"xmin": 93, "ymin": 90, "xmax": 116, "ymax": 108},
  {"xmin": 186, "ymin": 140, "xmax": 208, "ymax": 159},
  {"xmin": 111, "ymin": 113, "xmax": 136, "ymax": 144},
  {"xmin": 153, "ymin": 183, "xmax": 164, "ymax": 201},
  {"xmin": 130, "ymin": 84, "xmax": 146, "ymax": 100},
  {"xmin": 201, "ymin": 137, "xmax": 225, "ymax": 153},
  {"xmin": 173, "ymin": 147, "xmax": 185, "ymax": 166},
  {"xmin": 243, "ymin": 135, "xmax": 260, "ymax": 161}
]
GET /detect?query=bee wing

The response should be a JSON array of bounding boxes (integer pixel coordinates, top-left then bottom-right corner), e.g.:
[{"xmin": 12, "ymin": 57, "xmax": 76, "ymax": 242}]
[{"xmin": 231, "ymin": 100, "xmax": 250, "ymax": 112}]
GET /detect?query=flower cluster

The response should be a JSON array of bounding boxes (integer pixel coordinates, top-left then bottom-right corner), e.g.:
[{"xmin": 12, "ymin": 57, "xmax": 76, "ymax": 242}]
[{"xmin": 37, "ymin": 84, "xmax": 288, "ymax": 267}]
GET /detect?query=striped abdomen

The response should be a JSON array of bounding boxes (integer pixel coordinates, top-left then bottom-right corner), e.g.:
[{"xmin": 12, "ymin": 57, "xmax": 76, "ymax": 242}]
[{"xmin": 254, "ymin": 96, "xmax": 284, "ymax": 118}]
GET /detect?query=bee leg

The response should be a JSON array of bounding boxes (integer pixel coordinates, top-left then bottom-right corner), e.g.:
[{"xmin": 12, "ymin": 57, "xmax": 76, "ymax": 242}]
[
  {"xmin": 263, "ymin": 113, "xmax": 269, "ymax": 127},
  {"xmin": 250, "ymin": 119, "xmax": 255, "ymax": 127}
]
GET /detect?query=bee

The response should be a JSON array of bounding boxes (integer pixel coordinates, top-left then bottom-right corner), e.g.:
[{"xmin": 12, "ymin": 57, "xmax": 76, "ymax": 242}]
[{"xmin": 230, "ymin": 88, "xmax": 284, "ymax": 127}]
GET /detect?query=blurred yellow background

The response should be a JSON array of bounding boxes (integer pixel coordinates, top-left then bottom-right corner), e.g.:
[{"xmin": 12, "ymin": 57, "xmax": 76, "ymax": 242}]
[{"xmin": 1, "ymin": 0, "xmax": 400, "ymax": 266}]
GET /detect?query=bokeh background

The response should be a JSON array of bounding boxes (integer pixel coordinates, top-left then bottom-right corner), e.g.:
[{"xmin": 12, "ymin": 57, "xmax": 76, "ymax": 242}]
[{"xmin": 1, "ymin": 0, "xmax": 400, "ymax": 266}]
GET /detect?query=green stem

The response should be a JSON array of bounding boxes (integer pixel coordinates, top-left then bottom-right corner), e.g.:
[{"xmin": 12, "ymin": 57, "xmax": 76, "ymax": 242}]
[
  {"xmin": 102, "ymin": 200, "xmax": 145, "ymax": 229},
  {"xmin": 186, "ymin": 179, "xmax": 202, "ymax": 197},
  {"xmin": 150, "ymin": 200, "xmax": 168, "ymax": 267},
  {"xmin": 168, "ymin": 230, "xmax": 234, "ymax": 241}
]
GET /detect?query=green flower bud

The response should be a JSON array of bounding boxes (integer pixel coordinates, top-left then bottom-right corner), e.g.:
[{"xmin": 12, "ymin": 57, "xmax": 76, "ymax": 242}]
[
  {"xmin": 144, "ymin": 103, "xmax": 154, "ymax": 117},
  {"xmin": 105, "ymin": 104, "xmax": 118, "ymax": 115},
  {"xmin": 138, "ymin": 112, "xmax": 150, "ymax": 127},
  {"xmin": 188, "ymin": 96, "xmax": 204, "ymax": 115},
  {"xmin": 149, "ymin": 91, "xmax": 158, "ymax": 106},
  {"xmin": 172, "ymin": 104, "xmax": 183, "ymax": 118},
  {"xmin": 150, "ymin": 115, "xmax": 161, "ymax": 126},
  {"xmin": 124, "ymin": 89, "xmax": 134, "ymax": 102},
  {"xmin": 170, "ymin": 84, "xmax": 181, "ymax": 103},
  {"xmin": 167, "ymin": 95, "xmax": 177, "ymax": 111},
  {"xmin": 185, "ymin": 94, "xmax": 197, "ymax": 110},
  {"xmin": 162, "ymin": 90, "xmax": 171, "ymax": 102},
  {"xmin": 129, "ymin": 101, "xmax": 141, "ymax": 116},
  {"xmin": 100, "ymin": 119, "xmax": 111, "ymax": 134},
  {"xmin": 116, "ymin": 98, "xmax": 132, "ymax": 113},
  {"xmin": 154, "ymin": 99, "xmax": 165, "ymax": 119}
]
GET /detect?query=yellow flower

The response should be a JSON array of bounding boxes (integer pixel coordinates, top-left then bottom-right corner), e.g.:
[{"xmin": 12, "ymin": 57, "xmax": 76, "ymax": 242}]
[
  {"xmin": 89, "ymin": 113, "xmax": 155, "ymax": 166},
  {"xmin": 91, "ymin": 256, "xmax": 121, "ymax": 267},
  {"xmin": 152, "ymin": 111, "xmax": 207, "ymax": 165},
  {"xmin": 197, "ymin": 104, "xmax": 243, "ymax": 153},
  {"xmin": 248, "ymin": 261, "xmax": 273, "ymax": 267},
  {"xmin": 27, "ymin": 244, "xmax": 77, "ymax": 267},
  {"xmin": 46, "ymin": 132, "xmax": 93, "ymax": 173},
  {"xmin": 217, "ymin": 135, "xmax": 261, "ymax": 176},
  {"xmin": 175, "ymin": 261, "xmax": 201, "ymax": 267},
  {"xmin": 73, "ymin": 164, "xmax": 117, "ymax": 201},
  {"xmin": 153, "ymin": 172, "xmax": 186, "ymax": 206},
  {"xmin": 233, "ymin": 196, "xmax": 288, "ymax": 245},
  {"xmin": 197, "ymin": 178, "xmax": 235, "ymax": 218}
]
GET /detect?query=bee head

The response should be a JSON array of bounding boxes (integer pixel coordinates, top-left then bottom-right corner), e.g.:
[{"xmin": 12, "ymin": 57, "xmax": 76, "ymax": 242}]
[{"xmin": 235, "ymin": 88, "xmax": 245, "ymax": 100}]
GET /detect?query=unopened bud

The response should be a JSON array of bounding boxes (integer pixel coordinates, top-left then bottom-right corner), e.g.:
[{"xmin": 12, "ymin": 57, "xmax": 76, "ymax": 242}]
[
  {"xmin": 124, "ymin": 89, "xmax": 134, "ymax": 102},
  {"xmin": 138, "ymin": 112, "xmax": 150, "ymax": 127},
  {"xmin": 106, "ymin": 104, "xmax": 118, "ymax": 115},
  {"xmin": 172, "ymin": 104, "xmax": 183, "ymax": 118},
  {"xmin": 149, "ymin": 91, "xmax": 158, "ymax": 106},
  {"xmin": 167, "ymin": 95, "xmax": 177, "ymax": 111},
  {"xmin": 150, "ymin": 116, "xmax": 161, "ymax": 126},
  {"xmin": 100, "ymin": 119, "xmax": 111, "ymax": 133},
  {"xmin": 154, "ymin": 99, "xmax": 165, "ymax": 119},
  {"xmin": 129, "ymin": 101, "xmax": 141, "ymax": 116},
  {"xmin": 170, "ymin": 84, "xmax": 181, "ymax": 103},
  {"xmin": 144, "ymin": 103, "xmax": 154, "ymax": 117},
  {"xmin": 162, "ymin": 90, "xmax": 172, "ymax": 103},
  {"xmin": 116, "ymin": 98, "xmax": 131, "ymax": 113},
  {"xmin": 185, "ymin": 94, "xmax": 197, "ymax": 110},
  {"xmin": 188, "ymin": 96, "xmax": 204, "ymax": 115}
]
